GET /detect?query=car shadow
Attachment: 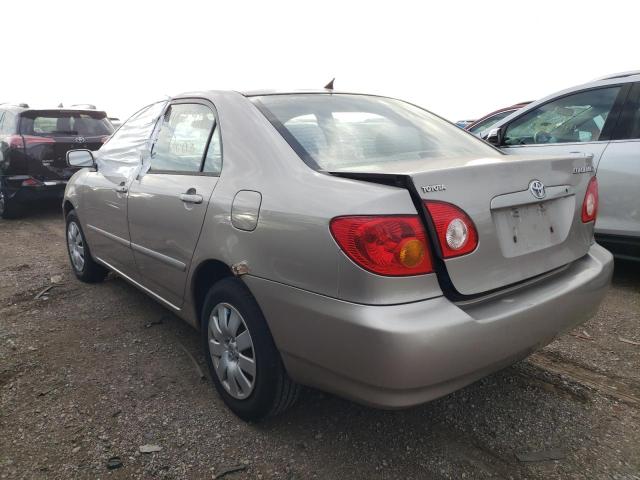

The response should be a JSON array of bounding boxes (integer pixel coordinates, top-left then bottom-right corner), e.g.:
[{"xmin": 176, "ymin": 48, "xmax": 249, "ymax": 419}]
[
  {"xmin": 1, "ymin": 199, "xmax": 64, "ymax": 222},
  {"xmin": 612, "ymin": 258, "xmax": 640, "ymax": 289},
  {"xmin": 102, "ymin": 263, "xmax": 629, "ymax": 479}
]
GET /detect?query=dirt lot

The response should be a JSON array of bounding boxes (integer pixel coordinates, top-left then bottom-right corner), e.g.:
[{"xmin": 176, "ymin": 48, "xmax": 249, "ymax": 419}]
[{"xmin": 1, "ymin": 204, "xmax": 639, "ymax": 480}]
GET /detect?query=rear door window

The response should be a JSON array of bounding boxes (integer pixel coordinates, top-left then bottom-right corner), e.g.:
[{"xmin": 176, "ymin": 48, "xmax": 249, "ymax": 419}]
[
  {"xmin": 612, "ymin": 83, "xmax": 640, "ymax": 140},
  {"xmin": 202, "ymin": 124, "xmax": 222, "ymax": 175},
  {"xmin": 503, "ymin": 87, "xmax": 622, "ymax": 145},
  {"xmin": 150, "ymin": 103, "xmax": 215, "ymax": 173}
]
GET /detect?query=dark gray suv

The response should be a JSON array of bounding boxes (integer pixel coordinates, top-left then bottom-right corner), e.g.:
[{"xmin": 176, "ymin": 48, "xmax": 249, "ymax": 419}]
[{"xmin": 0, "ymin": 104, "xmax": 113, "ymax": 218}]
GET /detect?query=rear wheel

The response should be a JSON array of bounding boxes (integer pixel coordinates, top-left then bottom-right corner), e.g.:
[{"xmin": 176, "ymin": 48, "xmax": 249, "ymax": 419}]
[
  {"xmin": 201, "ymin": 277, "xmax": 299, "ymax": 421},
  {"xmin": 65, "ymin": 210, "xmax": 108, "ymax": 283},
  {"xmin": 0, "ymin": 188, "xmax": 24, "ymax": 219}
]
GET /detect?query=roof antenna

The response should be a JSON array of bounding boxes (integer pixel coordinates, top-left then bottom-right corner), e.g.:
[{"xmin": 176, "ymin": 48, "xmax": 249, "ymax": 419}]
[
  {"xmin": 324, "ymin": 78, "xmax": 335, "ymax": 90},
  {"xmin": 58, "ymin": 103, "xmax": 64, "ymax": 108}
]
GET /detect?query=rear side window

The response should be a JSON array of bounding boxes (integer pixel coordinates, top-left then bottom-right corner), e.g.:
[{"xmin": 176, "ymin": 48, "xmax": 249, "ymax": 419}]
[
  {"xmin": 503, "ymin": 87, "xmax": 621, "ymax": 145},
  {"xmin": 19, "ymin": 111, "xmax": 114, "ymax": 137},
  {"xmin": 253, "ymin": 94, "xmax": 500, "ymax": 171},
  {"xmin": 202, "ymin": 125, "xmax": 222, "ymax": 174},
  {"xmin": 150, "ymin": 103, "xmax": 215, "ymax": 173},
  {"xmin": 613, "ymin": 84, "xmax": 640, "ymax": 140}
]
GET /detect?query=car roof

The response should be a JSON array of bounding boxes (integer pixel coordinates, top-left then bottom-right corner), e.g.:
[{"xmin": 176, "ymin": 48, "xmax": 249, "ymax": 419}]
[
  {"xmin": 0, "ymin": 104, "xmax": 107, "ymax": 114},
  {"xmin": 591, "ymin": 70, "xmax": 640, "ymax": 82},
  {"xmin": 173, "ymin": 89, "xmax": 367, "ymax": 100}
]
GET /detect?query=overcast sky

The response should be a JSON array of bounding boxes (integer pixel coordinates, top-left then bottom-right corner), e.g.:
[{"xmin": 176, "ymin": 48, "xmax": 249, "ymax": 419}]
[{"xmin": 3, "ymin": 1, "xmax": 637, "ymax": 122}]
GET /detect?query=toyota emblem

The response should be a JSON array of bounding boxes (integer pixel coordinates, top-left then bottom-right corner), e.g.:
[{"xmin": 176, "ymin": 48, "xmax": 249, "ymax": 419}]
[
  {"xmin": 529, "ymin": 179, "xmax": 546, "ymax": 200},
  {"xmin": 74, "ymin": 137, "xmax": 86, "ymax": 143}
]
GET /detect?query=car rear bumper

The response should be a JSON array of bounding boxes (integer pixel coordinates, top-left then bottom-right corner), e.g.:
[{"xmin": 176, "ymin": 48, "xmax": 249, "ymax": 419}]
[
  {"xmin": 9, "ymin": 182, "xmax": 67, "ymax": 203},
  {"xmin": 245, "ymin": 243, "xmax": 613, "ymax": 408}
]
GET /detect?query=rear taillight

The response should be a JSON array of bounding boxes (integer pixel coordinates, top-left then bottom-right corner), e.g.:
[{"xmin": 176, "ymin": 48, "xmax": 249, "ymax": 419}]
[
  {"xmin": 21, "ymin": 177, "xmax": 44, "ymax": 187},
  {"xmin": 22, "ymin": 135, "xmax": 55, "ymax": 147},
  {"xmin": 581, "ymin": 176, "xmax": 598, "ymax": 223},
  {"xmin": 424, "ymin": 201, "xmax": 478, "ymax": 258},
  {"xmin": 8, "ymin": 135, "xmax": 56, "ymax": 148},
  {"xmin": 330, "ymin": 215, "xmax": 433, "ymax": 276}
]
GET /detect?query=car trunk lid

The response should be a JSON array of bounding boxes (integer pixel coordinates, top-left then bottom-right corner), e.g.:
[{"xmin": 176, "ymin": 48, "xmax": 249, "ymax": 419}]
[{"xmin": 331, "ymin": 153, "xmax": 596, "ymax": 296}]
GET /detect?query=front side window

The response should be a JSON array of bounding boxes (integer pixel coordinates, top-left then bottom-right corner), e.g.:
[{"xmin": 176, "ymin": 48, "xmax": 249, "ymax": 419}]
[
  {"xmin": 254, "ymin": 94, "xmax": 500, "ymax": 170},
  {"xmin": 151, "ymin": 103, "xmax": 215, "ymax": 172},
  {"xmin": 503, "ymin": 87, "xmax": 621, "ymax": 146}
]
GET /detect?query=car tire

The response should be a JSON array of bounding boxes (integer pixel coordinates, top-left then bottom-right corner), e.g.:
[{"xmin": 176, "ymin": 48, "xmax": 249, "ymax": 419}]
[
  {"xmin": 65, "ymin": 210, "xmax": 108, "ymax": 283},
  {"xmin": 201, "ymin": 277, "xmax": 300, "ymax": 421},
  {"xmin": 0, "ymin": 188, "xmax": 24, "ymax": 219}
]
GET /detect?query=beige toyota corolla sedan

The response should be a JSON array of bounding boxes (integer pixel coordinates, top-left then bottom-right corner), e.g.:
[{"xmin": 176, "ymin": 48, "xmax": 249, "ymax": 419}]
[{"xmin": 63, "ymin": 90, "xmax": 613, "ymax": 421}]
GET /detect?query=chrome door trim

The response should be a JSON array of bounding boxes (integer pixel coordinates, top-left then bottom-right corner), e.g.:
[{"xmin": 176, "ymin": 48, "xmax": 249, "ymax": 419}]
[
  {"xmin": 131, "ymin": 242, "xmax": 187, "ymax": 272},
  {"xmin": 87, "ymin": 224, "xmax": 130, "ymax": 247},
  {"xmin": 94, "ymin": 256, "xmax": 181, "ymax": 311}
]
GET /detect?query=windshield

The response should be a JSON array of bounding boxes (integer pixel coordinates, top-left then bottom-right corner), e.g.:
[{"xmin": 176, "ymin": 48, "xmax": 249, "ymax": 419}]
[
  {"xmin": 253, "ymin": 94, "xmax": 500, "ymax": 170},
  {"xmin": 20, "ymin": 110, "xmax": 114, "ymax": 137},
  {"xmin": 467, "ymin": 109, "xmax": 515, "ymax": 135}
]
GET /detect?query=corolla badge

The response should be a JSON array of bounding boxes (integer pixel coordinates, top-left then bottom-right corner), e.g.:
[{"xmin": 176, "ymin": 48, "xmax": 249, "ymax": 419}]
[{"xmin": 529, "ymin": 179, "xmax": 546, "ymax": 200}]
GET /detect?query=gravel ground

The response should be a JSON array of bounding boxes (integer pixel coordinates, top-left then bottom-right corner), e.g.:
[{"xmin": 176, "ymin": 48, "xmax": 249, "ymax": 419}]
[{"xmin": 1, "ymin": 203, "xmax": 639, "ymax": 480}]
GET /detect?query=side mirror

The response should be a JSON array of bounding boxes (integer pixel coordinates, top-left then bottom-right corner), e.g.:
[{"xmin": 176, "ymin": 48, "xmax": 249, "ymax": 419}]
[
  {"xmin": 67, "ymin": 149, "xmax": 95, "ymax": 168},
  {"xmin": 485, "ymin": 127, "xmax": 503, "ymax": 146}
]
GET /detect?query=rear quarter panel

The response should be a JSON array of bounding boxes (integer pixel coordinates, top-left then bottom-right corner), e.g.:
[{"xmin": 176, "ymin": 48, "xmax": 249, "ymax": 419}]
[{"xmin": 186, "ymin": 93, "xmax": 442, "ymax": 324}]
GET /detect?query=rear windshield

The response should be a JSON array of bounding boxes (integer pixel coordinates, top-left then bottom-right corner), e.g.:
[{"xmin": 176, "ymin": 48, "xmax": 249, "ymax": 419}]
[
  {"xmin": 253, "ymin": 94, "xmax": 500, "ymax": 170},
  {"xmin": 19, "ymin": 110, "xmax": 114, "ymax": 137}
]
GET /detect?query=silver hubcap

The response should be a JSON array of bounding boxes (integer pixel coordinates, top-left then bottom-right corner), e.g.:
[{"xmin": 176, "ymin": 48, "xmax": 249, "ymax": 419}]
[
  {"xmin": 208, "ymin": 303, "xmax": 256, "ymax": 400},
  {"xmin": 67, "ymin": 221, "xmax": 85, "ymax": 272}
]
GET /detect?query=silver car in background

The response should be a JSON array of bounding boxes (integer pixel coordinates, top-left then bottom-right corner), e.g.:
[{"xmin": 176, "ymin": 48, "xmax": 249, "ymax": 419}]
[
  {"xmin": 63, "ymin": 90, "xmax": 613, "ymax": 421},
  {"xmin": 485, "ymin": 71, "xmax": 640, "ymax": 260}
]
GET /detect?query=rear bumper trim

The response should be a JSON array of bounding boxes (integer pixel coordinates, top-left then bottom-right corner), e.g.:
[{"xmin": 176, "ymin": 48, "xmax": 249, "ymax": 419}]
[{"xmin": 245, "ymin": 244, "xmax": 613, "ymax": 408}]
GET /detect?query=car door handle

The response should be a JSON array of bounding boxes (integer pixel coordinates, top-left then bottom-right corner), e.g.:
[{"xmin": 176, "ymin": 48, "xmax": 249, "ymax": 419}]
[
  {"xmin": 180, "ymin": 193, "xmax": 203, "ymax": 204},
  {"xmin": 114, "ymin": 185, "xmax": 128, "ymax": 193}
]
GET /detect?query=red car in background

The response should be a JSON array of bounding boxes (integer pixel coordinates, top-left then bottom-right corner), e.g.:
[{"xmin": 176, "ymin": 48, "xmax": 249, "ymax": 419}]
[{"xmin": 465, "ymin": 102, "xmax": 532, "ymax": 136}]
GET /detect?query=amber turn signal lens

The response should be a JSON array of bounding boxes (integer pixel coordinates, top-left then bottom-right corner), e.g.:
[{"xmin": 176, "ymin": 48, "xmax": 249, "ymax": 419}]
[
  {"xmin": 397, "ymin": 238, "xmax": 426, "ymax": 268},
  {"xmin": 329, "ymin": 215, "xmax": 433, "ymax": 276}
]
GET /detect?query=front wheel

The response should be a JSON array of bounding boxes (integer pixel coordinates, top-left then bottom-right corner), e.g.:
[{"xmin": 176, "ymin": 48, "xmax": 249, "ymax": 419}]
[
  {"xmin": 65, "ymin": 210, "xmax": 108, "ymax": 283},
  {"xmin": 201, "ymin": 277, "xmax": 299, "ymax": 421}
]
